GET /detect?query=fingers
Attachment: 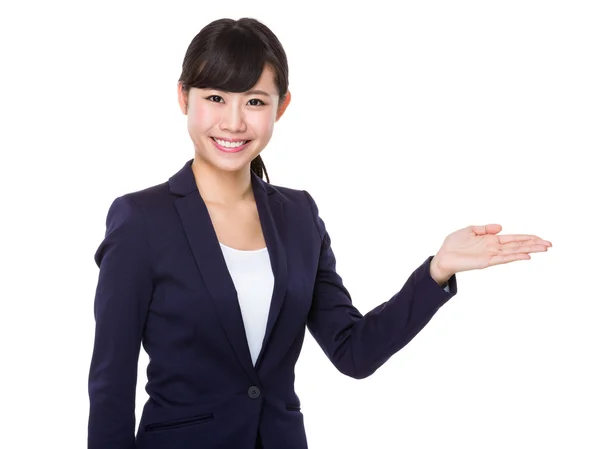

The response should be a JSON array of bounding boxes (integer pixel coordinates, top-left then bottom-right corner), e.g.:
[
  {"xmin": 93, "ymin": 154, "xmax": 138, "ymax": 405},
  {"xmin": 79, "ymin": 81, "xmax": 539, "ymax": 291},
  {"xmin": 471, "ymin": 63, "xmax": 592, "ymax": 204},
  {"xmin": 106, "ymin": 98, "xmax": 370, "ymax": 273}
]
[
  {"xmin": 470, "ymin": 225, "xmax": 553, "ymax": 247},
  {"xmin": 489, "ymin": 238, "xmax": 551, "ymax": 266},
  {"xmin": 498, "ymin": 234, "xmax": 552, "ymax": 246},
  {"xmin": 489, "ymin": 253, "xmax": 531, "ymax": 266},
  {"xmin": 499, "ymin": 239, "xmax": 551, "ymax": 253},
  {"xmin": 472, "ymin": 224, "xmax": 502, "ymax": 235},
  {"xmin": 500, "ymin": 244, "xmax": 549, "ymax": 255}
]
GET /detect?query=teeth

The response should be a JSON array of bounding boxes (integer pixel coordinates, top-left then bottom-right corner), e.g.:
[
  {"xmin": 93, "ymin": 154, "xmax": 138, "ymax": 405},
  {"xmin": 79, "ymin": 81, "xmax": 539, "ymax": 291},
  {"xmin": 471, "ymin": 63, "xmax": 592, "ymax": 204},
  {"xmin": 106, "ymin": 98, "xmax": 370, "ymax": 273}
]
[{"xmin": 214, "ymin": 138, "xmax": 247, "ymax": 148}]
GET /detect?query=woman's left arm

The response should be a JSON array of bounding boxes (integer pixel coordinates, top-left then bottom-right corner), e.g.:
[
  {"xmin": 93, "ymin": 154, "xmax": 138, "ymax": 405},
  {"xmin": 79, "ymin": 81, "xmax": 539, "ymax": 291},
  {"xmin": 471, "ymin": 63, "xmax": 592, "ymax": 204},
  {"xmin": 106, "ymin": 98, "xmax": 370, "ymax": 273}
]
[{"xmin": 302, "ymin": 191, "xmax": 550, "ymax": 380}]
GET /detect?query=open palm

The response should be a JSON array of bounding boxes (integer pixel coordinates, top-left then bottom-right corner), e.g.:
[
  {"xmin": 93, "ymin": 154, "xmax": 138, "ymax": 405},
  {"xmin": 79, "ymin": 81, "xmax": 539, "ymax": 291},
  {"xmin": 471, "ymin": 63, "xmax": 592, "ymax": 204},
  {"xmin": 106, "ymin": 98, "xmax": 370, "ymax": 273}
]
[{"xmin": 434, "ymin": 224, "xmax": 552, "ymax": 277}]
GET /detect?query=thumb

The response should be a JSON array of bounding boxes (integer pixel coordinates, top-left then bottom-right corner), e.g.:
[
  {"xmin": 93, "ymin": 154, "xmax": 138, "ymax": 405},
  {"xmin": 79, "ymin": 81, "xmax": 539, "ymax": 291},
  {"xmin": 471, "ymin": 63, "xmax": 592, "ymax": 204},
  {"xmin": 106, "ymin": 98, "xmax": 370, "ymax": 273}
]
[{"xmin": 472, "ymin": 224, "xmax": 502, "ymax": 235}]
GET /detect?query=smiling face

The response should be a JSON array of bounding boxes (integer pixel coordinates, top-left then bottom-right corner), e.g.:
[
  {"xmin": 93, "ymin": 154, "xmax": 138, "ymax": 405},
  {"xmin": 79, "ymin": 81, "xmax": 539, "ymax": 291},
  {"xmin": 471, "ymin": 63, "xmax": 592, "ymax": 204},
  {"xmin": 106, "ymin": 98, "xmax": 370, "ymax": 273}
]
[{"xmin": 178, "ymin": 64, "xmax": 291, "ymax": 174}]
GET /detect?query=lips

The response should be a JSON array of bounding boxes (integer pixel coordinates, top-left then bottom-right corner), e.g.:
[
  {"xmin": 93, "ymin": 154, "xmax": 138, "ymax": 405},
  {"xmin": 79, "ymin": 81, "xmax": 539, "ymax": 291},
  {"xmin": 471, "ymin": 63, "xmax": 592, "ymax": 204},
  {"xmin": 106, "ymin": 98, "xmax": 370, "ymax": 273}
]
[{"xmin": 210, "ymin": 137, "xmax": 251, "ymax": 153}]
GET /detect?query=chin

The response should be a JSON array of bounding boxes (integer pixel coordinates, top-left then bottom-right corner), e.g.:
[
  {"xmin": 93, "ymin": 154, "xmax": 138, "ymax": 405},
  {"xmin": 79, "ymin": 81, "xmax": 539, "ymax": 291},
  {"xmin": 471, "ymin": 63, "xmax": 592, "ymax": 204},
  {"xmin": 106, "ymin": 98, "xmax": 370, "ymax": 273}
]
[
  {"xmin": 206, "ymin": 157, "xmax": 256, "ymax": 174},
  {"xmin": 195, "ymin": 141, "xmax": 262, "ymax": 173}
]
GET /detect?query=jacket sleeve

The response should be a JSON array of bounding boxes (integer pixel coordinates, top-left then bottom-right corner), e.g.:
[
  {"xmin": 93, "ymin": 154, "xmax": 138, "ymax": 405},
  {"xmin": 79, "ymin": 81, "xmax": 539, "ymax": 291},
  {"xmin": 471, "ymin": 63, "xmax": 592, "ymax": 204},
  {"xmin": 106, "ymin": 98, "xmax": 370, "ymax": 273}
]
[
  {"xmin": 303, "ymin": 190, "xmax": 457, "ymax": 379},
  {"xmin": 88, "ymin": 195, "xmax": 154, "ymax": 449}
]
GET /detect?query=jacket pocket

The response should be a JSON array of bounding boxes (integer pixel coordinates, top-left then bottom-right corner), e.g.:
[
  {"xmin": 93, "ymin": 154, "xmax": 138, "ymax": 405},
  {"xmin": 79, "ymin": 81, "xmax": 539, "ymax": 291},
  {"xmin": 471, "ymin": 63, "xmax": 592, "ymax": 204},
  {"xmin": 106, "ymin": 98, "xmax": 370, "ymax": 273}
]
[
  {"xmin": 286, "ymin": 404, "xmax": 301, "ymax": 412},
  {"xmin": 145, "ymin": 413, "xmax": 214, "ymax": 432}
]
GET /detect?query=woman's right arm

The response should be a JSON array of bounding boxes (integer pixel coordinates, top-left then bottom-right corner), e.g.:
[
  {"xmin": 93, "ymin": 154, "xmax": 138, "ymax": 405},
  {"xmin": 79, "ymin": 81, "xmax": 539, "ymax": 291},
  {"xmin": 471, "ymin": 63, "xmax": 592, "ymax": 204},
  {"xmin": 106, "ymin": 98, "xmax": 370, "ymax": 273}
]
[{"xmin": 88, "ymin": 195, "xmax": 154, "ymax": 449}]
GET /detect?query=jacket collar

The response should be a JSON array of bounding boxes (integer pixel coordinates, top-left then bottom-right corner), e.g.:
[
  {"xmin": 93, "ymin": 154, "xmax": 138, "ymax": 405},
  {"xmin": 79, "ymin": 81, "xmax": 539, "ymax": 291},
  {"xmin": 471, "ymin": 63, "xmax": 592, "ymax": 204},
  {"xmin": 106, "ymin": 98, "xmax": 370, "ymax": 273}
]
[{"xmin": 168, "ymin": 158, "xmax": 275, "ymax": 197}]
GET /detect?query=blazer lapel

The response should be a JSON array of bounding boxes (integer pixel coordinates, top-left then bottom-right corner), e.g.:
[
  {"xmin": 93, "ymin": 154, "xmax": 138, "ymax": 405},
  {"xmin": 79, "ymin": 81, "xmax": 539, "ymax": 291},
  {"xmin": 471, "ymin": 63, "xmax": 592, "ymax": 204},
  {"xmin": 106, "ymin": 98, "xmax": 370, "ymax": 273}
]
[
  {"xmin": 251, "ymin": 172, "xmax": 288, "ymax": 369},
  {"xmin": 169, "ymin": 159, "xmax": 288, "ymax": 380}
]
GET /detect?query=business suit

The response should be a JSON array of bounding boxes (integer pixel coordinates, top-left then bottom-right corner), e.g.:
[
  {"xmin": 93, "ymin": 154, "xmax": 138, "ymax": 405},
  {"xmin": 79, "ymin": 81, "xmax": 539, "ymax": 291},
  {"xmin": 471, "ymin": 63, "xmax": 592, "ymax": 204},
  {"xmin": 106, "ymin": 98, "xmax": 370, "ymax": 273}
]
[{"xmin": 88, "ymin": 158, "xmax": 457, "ymax": 449}]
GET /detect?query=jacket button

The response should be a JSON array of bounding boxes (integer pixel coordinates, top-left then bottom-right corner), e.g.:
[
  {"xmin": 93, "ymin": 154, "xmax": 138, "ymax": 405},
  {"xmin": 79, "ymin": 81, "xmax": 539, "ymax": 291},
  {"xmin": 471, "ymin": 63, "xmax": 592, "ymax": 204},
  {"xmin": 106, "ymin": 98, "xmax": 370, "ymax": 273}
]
[{"xmin": 248, "ymin": 386, "xmax": 261, "ymax": 399}]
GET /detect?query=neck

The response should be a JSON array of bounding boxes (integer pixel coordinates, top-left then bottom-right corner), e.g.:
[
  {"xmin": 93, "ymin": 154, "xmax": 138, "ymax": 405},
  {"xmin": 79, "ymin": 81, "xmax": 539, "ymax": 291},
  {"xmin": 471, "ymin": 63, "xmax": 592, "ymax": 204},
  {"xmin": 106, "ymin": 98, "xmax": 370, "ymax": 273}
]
[{"xmin": 191, "ymin": 157, "xmax": 253, "ymax": 205}]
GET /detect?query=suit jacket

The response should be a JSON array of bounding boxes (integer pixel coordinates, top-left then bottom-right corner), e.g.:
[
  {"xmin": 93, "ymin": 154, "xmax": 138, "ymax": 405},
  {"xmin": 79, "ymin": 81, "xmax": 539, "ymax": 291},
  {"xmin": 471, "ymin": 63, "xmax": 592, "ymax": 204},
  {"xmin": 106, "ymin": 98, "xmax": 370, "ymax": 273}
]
[{"xmin": 88, "ymin": 158, "xmax": 457, "ymax": 449}]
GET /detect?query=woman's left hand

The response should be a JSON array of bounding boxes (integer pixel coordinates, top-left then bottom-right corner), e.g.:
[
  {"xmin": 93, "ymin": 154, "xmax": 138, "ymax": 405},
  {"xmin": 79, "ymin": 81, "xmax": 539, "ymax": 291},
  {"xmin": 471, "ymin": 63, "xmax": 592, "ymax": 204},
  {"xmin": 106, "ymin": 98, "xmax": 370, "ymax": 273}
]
[{"xmin": 430, "ymin": 224, "xmax": 552, "ymax": 284}]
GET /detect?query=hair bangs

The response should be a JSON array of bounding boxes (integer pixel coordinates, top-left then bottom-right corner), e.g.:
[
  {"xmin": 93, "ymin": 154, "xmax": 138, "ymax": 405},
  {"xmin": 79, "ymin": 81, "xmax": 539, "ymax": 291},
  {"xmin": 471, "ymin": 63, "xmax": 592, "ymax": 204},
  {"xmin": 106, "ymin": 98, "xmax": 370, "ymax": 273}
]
[{"xmin": 190, "ymin": 28, "xmax": 267, "ymax": 93}]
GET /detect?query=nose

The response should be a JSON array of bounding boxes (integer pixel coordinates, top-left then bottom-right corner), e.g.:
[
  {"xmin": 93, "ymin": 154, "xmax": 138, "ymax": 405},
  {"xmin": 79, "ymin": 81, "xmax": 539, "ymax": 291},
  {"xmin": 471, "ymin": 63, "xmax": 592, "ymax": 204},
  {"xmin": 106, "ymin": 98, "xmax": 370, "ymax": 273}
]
[{"xmin": 219, "ymin": 103, "xmax": 247, "ymax": 133}]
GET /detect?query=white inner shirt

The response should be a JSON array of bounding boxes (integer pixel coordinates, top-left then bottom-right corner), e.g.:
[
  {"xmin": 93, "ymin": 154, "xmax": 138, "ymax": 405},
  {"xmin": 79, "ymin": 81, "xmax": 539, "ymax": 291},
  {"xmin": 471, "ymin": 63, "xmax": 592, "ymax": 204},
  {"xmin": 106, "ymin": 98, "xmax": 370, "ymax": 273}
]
[{"xmin": 219, "ymin": 242, "xmax": 274, "ymax": 366}]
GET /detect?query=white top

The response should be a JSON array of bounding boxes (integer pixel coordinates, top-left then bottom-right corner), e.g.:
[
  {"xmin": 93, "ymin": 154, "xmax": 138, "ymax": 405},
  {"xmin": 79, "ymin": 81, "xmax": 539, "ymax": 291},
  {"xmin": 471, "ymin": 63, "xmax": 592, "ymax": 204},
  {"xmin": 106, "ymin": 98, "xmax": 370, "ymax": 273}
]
[{"xmin": 219, "ymin": 242, "xmax": 274, "ymax": 366}]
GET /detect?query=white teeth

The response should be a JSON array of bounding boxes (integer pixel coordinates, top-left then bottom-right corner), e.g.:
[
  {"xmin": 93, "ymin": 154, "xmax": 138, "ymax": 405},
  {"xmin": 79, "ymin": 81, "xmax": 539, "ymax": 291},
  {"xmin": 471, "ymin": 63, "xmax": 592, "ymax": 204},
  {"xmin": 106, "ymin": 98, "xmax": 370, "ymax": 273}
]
[{"xmin": 213, "ymin": 138, "xmax": 247, "ymax": 148}]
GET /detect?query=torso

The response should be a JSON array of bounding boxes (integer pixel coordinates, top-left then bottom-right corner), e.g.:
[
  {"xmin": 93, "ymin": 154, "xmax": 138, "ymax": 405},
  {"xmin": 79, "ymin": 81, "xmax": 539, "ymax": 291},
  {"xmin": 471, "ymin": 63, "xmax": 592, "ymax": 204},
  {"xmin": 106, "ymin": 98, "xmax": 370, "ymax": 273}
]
[{"xmin": 205, "ymin": 197, "xmax": 266, "ymax": 251}]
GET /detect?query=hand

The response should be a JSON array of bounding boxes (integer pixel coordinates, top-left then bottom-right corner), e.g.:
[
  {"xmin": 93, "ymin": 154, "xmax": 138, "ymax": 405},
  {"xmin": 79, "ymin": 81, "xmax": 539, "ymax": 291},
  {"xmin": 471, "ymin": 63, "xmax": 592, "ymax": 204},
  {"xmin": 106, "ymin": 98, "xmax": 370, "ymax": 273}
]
[{"xmin": 430, "ymin": 224, "xmax": 552, "ymax": 284}]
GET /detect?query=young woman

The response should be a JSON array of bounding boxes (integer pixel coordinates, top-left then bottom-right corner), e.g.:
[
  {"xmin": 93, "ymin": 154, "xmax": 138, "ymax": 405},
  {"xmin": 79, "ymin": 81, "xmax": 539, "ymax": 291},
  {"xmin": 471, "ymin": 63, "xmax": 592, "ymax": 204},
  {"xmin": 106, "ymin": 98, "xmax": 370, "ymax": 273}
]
[{"xmin": 87, "ymin": 17, "xmax": 552, "ymax": 449}]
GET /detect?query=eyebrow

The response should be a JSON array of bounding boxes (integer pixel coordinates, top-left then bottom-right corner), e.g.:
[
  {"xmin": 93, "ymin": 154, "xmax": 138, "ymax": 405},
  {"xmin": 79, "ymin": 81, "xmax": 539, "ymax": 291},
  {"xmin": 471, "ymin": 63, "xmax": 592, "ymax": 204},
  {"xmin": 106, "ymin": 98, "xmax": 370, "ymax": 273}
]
[{"xmin": 244, "ymin": 89, "xmax": 272, "ymax": 96}]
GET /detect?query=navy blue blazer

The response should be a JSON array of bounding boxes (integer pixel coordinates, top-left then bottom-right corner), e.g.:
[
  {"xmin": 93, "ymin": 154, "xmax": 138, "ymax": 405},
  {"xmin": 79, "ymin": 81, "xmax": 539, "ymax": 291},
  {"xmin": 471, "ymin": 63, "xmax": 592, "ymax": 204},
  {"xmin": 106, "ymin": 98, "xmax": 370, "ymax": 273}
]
[{"xmin": 88, "ymin": 159, "xmax": 457, "ymax": 449}]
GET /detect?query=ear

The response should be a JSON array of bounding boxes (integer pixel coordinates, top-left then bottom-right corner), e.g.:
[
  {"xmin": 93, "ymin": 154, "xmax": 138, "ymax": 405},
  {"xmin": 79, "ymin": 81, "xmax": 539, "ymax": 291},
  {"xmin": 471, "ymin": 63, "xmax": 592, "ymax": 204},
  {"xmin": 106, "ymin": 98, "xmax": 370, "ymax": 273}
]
[
  {"xmin": 275, "ymin": 90, "xmax": 291, "ymax": 122},
  {"xmin": 177, "ymin": 82, "xmax": 188, "ymax": 115}
]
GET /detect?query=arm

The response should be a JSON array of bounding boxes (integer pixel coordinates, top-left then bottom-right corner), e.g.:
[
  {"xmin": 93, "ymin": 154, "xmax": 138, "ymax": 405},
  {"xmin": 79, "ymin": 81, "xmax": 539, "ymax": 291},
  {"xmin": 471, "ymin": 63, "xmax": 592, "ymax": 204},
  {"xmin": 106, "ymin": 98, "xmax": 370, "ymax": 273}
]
[
  {"xmin": 88, "ymin": 195, "xmax": 154, "ymax": 449},
  {"xmin": 303, "ymin": 191, "xmax": 457, "ymax": 380}
]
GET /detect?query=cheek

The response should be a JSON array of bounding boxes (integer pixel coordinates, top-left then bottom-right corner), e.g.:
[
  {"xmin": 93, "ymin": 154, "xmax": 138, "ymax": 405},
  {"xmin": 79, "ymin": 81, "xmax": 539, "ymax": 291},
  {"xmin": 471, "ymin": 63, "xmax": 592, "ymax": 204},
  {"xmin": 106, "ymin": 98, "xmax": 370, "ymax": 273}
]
[
  {"xmin": 249, "ymin": 112, "xmax": 276, "ymax": 138},
  {"xmin": 188, "ymin": 103, "xmax": 217, "ymax": 130}
]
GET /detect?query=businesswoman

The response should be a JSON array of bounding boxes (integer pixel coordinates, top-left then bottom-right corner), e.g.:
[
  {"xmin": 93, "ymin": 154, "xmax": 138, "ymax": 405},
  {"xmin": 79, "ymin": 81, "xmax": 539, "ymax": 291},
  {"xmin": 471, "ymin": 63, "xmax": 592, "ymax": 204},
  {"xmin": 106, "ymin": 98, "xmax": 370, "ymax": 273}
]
[{"xmin": 87, "ymin": 17, "xmax": 552, "ymax": 449}]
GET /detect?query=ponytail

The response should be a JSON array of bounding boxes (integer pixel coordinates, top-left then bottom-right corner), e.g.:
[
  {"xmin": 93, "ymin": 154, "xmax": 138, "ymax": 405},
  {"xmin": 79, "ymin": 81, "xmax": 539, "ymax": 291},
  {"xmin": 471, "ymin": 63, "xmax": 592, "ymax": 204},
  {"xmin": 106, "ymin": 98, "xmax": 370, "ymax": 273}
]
[{"xmin": 250, "ymin": 155, "xmax": 270, "ymax": 183}]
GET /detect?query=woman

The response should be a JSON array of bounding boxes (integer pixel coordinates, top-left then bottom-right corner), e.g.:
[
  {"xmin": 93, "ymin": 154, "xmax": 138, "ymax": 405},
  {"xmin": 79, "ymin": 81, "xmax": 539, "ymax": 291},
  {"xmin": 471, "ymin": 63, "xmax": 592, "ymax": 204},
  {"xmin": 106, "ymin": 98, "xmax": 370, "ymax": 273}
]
[{"xmin": 87, "ymin": 17, "xmax": 551, "ymax": 449}]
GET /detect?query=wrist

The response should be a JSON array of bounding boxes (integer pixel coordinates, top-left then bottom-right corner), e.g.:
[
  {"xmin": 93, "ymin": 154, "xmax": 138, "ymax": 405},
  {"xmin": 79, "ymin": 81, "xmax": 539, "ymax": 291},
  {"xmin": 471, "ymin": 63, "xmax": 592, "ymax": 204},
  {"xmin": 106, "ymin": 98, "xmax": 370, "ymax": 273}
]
[{"xmin": 430, "ymin": 254, "xmax": 452, "ymax": 286}]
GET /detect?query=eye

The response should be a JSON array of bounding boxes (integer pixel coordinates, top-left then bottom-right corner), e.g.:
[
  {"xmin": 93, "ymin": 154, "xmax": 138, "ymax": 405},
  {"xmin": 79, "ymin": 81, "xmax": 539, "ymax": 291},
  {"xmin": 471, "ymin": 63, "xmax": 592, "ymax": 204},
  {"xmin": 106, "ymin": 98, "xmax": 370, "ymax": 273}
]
[
  {"xmin": 206, "ymin": 95, "xmax": 224, "ymax": 103},
  {"xmin": 248, "ymin": 98, "xmax": 265, "ymax": 106}
]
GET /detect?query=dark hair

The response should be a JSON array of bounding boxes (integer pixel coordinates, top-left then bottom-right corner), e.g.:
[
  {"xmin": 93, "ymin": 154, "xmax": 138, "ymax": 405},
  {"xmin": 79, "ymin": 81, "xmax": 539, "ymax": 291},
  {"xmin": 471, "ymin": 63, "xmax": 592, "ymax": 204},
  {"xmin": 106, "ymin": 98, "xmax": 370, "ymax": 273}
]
[{"xmin": 178, "ymin": 18, "xmax": 290, "ymax": 183}]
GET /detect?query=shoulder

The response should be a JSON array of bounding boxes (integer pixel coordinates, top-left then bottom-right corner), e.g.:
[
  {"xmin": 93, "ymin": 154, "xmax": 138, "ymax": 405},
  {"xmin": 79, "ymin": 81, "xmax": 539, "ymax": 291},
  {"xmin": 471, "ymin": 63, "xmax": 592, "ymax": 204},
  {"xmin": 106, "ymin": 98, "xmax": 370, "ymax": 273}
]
[
  {"xmin": 262, "ymin": 181, "xmax": 319, "ymax": 215},
  {"xmin": 106, "ymin": 180, "xmax": 172, "ymax": 219},
  {"xmin": 264, "ymin": 181, "xmax": 325, "ymax": 242},
  {"xmin": 124, "ymin": 182, "xmax": 169, "ymax": 205}
]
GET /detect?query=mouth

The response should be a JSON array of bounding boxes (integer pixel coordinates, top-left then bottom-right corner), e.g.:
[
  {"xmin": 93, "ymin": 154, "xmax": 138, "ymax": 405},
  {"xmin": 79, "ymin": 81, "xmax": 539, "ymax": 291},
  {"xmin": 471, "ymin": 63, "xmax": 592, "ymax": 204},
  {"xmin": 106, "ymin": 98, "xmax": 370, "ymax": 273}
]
[{"xmin": 211, "ymin": 137, "xmax": 251, "ymax": 153}]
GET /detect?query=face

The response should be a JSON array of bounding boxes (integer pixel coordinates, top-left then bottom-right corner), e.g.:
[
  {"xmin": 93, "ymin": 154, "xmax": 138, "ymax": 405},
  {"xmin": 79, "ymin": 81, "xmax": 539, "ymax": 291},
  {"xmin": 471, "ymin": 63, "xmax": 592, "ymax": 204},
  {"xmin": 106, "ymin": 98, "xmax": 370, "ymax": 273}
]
[{"xmin": 178, "ymin": 64, "xmax": 291, "ymax": 174}]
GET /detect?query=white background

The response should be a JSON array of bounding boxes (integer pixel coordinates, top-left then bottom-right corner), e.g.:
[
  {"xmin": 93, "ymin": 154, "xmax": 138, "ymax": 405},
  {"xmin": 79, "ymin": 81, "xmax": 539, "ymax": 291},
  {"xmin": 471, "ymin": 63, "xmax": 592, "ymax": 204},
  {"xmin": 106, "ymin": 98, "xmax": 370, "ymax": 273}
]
[{"xmin": 1, "ymin": 1, "xmax": 599, "ymax": 448}]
